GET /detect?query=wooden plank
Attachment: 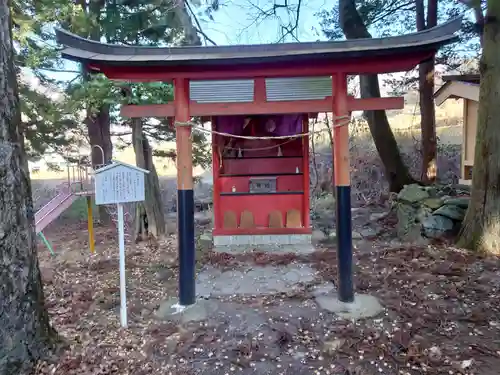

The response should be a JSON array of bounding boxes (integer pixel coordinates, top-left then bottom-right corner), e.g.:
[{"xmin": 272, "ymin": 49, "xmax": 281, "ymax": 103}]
[
  {"xmin": 285, "ymin": 209, "xmax": 302, "ymax": 228},
  {"xmin": 190, "ymin": 99, "xmax": 330, "ymax": 116},
  {"xmin": 213, "ymin": 227, "xmax": 312, "ymax": 235},
  {"xmin": 333, "ymin": 74, "xmax": 350, "ymax": 186},
  {"xmin": 254, "ymin": 77, "xmax": 266, "ymax": 103},
  {"xmin": 268, "ymin": 210, "xmax": 284, "ymax": 228},
  {"xmin": 434, "ymin": 81, "xmax": 479, "ymax": 106},
  {"xmin": 120, "ymin": 96, "xmax": 404, "ymax": 118},
  {"xmin": 223, "ymin": 211, "xmax": 238, "ymax": 229},
  {"xmin": 240, "ymin": 210, "xmax": 255, "ymax": 229}
]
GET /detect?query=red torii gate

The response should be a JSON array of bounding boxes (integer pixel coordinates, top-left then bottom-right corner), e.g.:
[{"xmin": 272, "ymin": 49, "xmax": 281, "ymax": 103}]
[{"xmin": 56, "ymin": 18, "xmax": 461, "ymax": 308}]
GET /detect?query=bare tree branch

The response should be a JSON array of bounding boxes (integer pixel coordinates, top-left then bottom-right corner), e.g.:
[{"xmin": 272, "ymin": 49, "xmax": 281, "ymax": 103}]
[
  {"xmin": 369, "ymin": 0, "xmax": 416, "ymax": 26},
  {"xmin": 185, "ymin": 0, "xmax": 218, "ymax": 46}
]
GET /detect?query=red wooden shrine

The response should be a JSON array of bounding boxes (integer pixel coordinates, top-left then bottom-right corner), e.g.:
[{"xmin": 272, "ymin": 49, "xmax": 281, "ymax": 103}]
[
  {"xmin": 56, "ymin": 18, "xmax": 461, "ymax": 305},
  {"xmin": 55, "ymin": 18, "xmax": 462, "ymax": 246}
]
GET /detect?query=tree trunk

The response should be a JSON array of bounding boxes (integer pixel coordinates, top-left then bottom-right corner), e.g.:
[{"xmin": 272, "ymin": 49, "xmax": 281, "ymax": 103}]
[
  {"xmin": 417, "ymin": 0, "xmax": 438, "ymax": 182},
  {"xmin": 459, "ymin": 0, "xmax": 485, "ymax": 44},
  {"xmin": 132, "ymin": 119, "xmax": 166, "ymax": 241},
  {"xmin": 81, "ymin": 0, "xmax": 113, "ymax": 223},
  {"xmin": 85, "ymin": 97, "xmax": 112, "ymax": 224},
  {"xmin": 339, "ymin": 0, "xmax": 417, "ymax": 192},
  {"xmin": 0, "ymin": 2, "xmax": 57, "ymax": 373},
  {"xmin": 360, "ymin": 77, "xmax": 418, "ymax": 192},
  {"xmin": 173, "ymin": 0, "xmax": 202, "ymax": 46},
  {"xmin": 457, "ymin": 0, "xmax": 500, "ymax": 253},
  {"xmin": 87, "ymin": 104, "xmax": 112, "ymax": 167}
]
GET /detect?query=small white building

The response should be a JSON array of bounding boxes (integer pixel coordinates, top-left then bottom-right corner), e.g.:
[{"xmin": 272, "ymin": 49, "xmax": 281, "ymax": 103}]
[{"xmin": 434, "ymin": 74, "xmax": 480, "ymax": 185}]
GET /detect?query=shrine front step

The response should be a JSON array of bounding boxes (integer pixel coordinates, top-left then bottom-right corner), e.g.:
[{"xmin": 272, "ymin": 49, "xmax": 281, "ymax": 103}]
[
  {"xmin": 213, "ymin": 243, "xmax": 315, "ymax": 255},
  {"xmin": 213, "ymin": 234, "xmax": 312, "ymax": 247}
]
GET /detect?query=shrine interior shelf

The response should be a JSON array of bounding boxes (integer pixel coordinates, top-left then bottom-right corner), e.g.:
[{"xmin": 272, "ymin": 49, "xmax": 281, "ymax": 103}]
[
  {"xmin": 220, "ymin": 172, "xmax": 304, "ymax": 177},
  {"xmin": 223, "ymin": 155, "xmax": 302, "ymax": 160},
  {"xmin": 220, "ymin": 191, "xmax": 304, "ymax": 196}
]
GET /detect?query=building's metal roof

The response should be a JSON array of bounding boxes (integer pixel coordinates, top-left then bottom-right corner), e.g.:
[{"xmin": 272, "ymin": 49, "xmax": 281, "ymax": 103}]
[
  {"xmin": 434, "ymin": 73, "xmax": 480, "ymax": 104},
  {"xmin": 442, "ymin": 74, "xmax": 480, "ymax": 84},
  {"xmin": 434, "ymin": 72, "xmax": 481, "ymax": 105},
  {"xmin": 94, "ymin": 160, "xmax": 150, "ymax": 174},
  {"xmin": 55, "ymin": 18, "xmax": 462, "ymax": 69}
]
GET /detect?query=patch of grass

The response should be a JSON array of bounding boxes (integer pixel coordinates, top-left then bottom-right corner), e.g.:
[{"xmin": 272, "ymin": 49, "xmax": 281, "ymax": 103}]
[{"xmin": 59, "ymin": 197, "xmax": 99, "ymax": 221}]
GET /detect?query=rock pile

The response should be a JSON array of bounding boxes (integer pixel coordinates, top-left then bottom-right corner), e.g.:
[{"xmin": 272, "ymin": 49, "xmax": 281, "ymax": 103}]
[{"xmin": 395, "ymin": 183, "xmax": 470, "ymax": 240}]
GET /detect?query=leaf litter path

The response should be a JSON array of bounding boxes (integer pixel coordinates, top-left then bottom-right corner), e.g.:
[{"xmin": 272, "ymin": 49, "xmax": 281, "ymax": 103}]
[{"xmin": 35, "ymin": 222, "xmax": 500, "ymax": 375}]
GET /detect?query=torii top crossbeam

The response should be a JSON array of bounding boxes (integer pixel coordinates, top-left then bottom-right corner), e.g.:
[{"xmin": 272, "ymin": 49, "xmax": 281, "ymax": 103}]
[
  {"xmin": 56, "ymin": 18, "xmax": 461, "ymax": 119},
  {"xmin": 55, "ymin": 19, "xmax": 462, "ymax": 307},
  {"xmin": 56, "ymin": 18, "xmax": 461, "ymax": 81}
]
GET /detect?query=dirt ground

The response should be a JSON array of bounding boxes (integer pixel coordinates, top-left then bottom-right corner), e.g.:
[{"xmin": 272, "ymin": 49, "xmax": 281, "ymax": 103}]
[{"xmin": 32, "ymin": 219, "xmax": 500, "ymax": 375}]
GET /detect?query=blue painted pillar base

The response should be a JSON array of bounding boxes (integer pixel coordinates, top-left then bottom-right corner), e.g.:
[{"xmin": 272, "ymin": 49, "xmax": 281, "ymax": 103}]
[
  {"xmin": 336, "ymin": 185, "xmax": 354, "ymax": 303},
  {"xmin": 178, "ymin": 188, "xmax": 196, "ymax": 306}
]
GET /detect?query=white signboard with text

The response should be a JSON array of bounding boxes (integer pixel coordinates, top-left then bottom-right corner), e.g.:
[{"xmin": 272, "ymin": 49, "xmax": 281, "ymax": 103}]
[
  {"xmin": 92, "ymin": 161, "xmax": 149, "ymax": 328},
  {"xmin": 94, "ymin": 162, "xmax": 147, "ymax": 205}
]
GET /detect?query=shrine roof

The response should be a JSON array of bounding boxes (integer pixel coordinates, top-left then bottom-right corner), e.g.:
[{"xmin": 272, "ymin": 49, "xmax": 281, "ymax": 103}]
[
  {"xmin": 434, "ymin": 74, "xmax": 480, "ymax": 105},
  {"xmin": 442, "ymin": 74, "xmax": 480, "ymax": 84},
  {"xmin": 55, "ymin": 18, "xmax": 462, "ymax": 70},
  {"xmin": 95, "ymin": 160, "xmax": 150, "ymax": 174}
]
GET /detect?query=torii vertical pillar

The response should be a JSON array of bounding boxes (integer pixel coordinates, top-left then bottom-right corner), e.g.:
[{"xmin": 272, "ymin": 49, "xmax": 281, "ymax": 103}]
[
  {"xmin": 333, "ymin": 73, "xmax": 354, "ymax": 303},
  {"xmin": 174, "ymin": 78, "xmax": 196, "ymax": 306}
]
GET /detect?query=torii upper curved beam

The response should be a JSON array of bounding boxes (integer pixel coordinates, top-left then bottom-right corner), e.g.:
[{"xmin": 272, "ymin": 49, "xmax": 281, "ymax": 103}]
[{"xmin": 55, "ymin": 18, "xmax": 462, "ymax": 80}]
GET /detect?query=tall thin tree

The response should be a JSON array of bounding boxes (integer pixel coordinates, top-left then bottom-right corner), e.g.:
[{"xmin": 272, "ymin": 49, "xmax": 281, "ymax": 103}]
[
  {"xmin": 416, "ymin": 0, "xmax": 438, "ymax": 182},
  {"xmin": 338, "ymin": 0, "xmax": 417, "ymax": 192}
]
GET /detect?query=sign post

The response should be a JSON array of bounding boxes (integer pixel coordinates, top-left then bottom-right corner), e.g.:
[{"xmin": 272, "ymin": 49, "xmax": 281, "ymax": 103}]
[
  {"xmin": 117, "ymin": 202, "xmax": 127, "ymax": 327},
  {"xmin": 93, "ymin": 161, "xmax": 149, "ymax": 328}
]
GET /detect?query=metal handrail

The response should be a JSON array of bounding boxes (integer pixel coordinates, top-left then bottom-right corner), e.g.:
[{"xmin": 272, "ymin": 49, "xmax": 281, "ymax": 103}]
[
  {"xmin": 35, "ymin": 192, "xmax": 75, "ymax": 226},
  {"xmin": 35, "ymin": 191, "xmax": 69, "ymax": 221},
  {"xmin": 92, "ymin": 145, "xmax": 105, "ymax": 166}
]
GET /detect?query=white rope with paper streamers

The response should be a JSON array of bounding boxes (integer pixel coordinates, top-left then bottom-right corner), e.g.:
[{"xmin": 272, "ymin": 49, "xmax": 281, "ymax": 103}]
[
  {"xmin": 174, "ymin": 114, "xmax": 352, "ymax": 140},
  {"xmin": 219, "ymin": 138, "xmax": 298, "ymax": 152}
]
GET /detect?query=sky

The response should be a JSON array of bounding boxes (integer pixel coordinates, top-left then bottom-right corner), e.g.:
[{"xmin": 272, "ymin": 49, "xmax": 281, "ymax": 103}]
[
  {"xmin": 32, "ymin": 1, "xmax": 478, "ymax": 160},
  {"xmin": 195, "ymin": 0, "xmax": 330, "ymax": 45},
  {"xmin": 46, "ymin": 1, "xmax": 478, "ymax": 85},
  {"xmin": 43, "ymin": 0, "xmax": 330, "ymax": 85},
  {"xmin": 30, "ymin": 0, "xmax": 331, "ymax": 166}
]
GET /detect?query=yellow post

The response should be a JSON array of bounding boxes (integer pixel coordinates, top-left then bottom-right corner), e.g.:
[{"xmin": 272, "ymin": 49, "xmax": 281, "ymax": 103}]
[{"xmin": 87, "ymin": 196, "xmax": 95, "ymax": 253}]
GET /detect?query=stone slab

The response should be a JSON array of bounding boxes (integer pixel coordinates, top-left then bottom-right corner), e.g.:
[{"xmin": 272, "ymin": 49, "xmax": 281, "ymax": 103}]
[
  {"xmin": 155, "ymin": 298, "xmax": 218, "ymax": 323},
  {"xmin": 196, "ymin": 264, "xmax": 317, "ymax": 298},
  {"xmin": 315, "ymin": 293, "xmax": 384, "ymax": 320},
  {"xmin": 311, "ymin": 282, "xmax": 336, "ymax": 297},
  {"xmin": 213, "ymin": 243, "xmax": 315, "ymax": 254},
  {"xmin": 213, "ymin": 234, "xmax": 312, "ymax": 247}
]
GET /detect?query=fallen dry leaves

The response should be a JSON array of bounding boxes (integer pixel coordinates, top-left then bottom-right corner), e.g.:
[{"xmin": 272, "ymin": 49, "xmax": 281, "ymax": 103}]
[{"xmin": 33, "ymin": 222, "xmax": 500, "ymax": 375}]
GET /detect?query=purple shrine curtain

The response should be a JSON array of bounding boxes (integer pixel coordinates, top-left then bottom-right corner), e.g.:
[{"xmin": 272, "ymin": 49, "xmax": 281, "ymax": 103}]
[{"xmin": 214, "ymin": 114, "xmax": 303, "ymax": 136}]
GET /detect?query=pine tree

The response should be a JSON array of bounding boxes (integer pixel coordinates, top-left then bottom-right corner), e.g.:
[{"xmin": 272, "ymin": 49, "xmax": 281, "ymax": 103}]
[
  {"xmin": 12, "ymin": 0, "xmax": 88, "ymax": 163},
  {"xmin": 13, "ymin": 0, "xmax": 210, "ymax": 232},
  {"xmin": 101, "ymin": 2, "xmax": 208, "ymax": 239}
]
